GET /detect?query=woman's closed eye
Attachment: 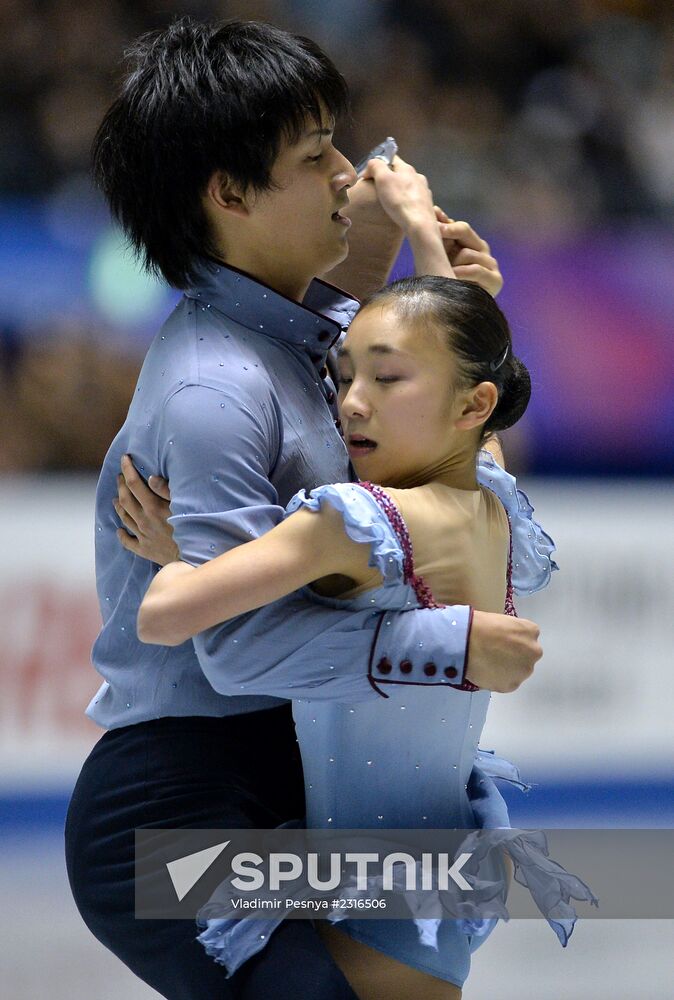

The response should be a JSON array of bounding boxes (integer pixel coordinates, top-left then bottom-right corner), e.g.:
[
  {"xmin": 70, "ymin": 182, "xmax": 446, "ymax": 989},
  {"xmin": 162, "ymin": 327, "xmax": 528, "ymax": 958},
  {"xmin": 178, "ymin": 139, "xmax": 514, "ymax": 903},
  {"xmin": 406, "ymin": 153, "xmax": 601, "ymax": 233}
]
[{"xmin": 338, "ymin": 374, "xmax": 402, "ymax": 386}]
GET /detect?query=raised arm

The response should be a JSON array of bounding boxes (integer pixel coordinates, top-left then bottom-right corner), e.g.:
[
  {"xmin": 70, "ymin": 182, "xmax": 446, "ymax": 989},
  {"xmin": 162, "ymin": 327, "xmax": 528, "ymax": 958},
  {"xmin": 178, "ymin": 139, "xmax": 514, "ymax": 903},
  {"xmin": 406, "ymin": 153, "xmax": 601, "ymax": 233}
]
[{"xmin": 358, "ymin": 156, "xmax": 503, "ymax": 296}]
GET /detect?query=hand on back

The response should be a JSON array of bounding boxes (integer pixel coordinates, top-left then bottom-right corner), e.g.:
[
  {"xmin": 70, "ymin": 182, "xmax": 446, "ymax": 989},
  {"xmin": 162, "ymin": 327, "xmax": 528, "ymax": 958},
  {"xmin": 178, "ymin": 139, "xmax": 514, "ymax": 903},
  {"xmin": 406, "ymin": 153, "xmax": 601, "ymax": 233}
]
[
  {"xmin": 114, "ymin": 455, "xmax": 178, "ymax": 565},
  {"xmin": 466, "ymin": 611, "xmax": 542, "ymax": 692}
]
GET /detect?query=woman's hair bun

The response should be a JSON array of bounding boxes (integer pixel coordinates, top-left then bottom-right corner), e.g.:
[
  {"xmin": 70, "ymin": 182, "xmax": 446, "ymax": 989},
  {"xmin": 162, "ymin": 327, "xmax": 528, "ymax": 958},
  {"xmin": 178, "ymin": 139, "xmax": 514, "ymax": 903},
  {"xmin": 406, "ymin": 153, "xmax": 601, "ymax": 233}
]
[{"xmin": 486, "ymin": 355, "xmax": 531, "ymax": 433}]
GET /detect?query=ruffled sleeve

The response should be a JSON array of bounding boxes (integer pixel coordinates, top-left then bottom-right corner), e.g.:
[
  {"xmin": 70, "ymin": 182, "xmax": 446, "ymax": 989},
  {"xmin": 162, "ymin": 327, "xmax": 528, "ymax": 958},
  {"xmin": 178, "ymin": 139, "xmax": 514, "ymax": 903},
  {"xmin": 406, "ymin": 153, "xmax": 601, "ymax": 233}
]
[
  {"xmin": 476, "ymin": 450, "xmax": 558, "ymax": 595},
  {"xmin": 285, "ymin": 483, "xmax": 405, "ymax": 587}
]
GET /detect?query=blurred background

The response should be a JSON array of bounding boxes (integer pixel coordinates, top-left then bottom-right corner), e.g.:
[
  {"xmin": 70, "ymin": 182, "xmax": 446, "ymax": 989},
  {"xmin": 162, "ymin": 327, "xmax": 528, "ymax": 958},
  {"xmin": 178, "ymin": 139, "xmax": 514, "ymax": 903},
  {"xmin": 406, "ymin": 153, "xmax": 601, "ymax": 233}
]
[{"xmin": 1, "ymin": 1, "xmax": 672, "ymax": 997}]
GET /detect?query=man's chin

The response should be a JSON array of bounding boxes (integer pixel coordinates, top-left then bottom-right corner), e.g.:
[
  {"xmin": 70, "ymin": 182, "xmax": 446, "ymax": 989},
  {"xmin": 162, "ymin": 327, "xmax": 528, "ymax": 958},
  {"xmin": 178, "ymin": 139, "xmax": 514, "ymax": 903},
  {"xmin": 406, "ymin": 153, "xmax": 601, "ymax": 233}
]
[
  {"xmin": 318, "ymin": 242, "xmax": 349, "ymax": 278},
  {"xmin": 334, "ymin": 236, "xmax": 351, "ymax": 264}
]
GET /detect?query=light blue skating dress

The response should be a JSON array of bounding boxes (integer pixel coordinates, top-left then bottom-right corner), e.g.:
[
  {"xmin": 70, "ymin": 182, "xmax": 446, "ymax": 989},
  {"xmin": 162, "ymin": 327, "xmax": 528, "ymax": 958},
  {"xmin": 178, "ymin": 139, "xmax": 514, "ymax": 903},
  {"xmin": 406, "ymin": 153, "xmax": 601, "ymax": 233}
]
[{"xmin": 198, "ymin": 454, "xmax": 597, "ymax": 986}]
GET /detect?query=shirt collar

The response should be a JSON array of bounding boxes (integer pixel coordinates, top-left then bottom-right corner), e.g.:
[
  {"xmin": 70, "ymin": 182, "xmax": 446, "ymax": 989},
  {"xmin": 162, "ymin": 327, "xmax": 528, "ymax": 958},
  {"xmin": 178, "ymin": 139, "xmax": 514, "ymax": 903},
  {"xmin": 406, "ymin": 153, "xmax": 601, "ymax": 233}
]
[{"xmin": 185, "ymin": 258, "xmax": 360, "ymax": 363}]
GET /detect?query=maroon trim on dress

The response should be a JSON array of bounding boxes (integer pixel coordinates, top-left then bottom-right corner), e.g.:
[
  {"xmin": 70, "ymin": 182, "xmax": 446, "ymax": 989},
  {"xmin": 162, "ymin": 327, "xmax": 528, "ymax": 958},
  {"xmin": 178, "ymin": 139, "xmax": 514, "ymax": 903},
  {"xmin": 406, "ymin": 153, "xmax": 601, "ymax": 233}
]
[
  {"xmin": 358, "ymin": 481, "xmax": 479, "ymax": 692},
  {"xmin": 462, "ymin": 607, "xmax": 475, "ymax": 687},
  {"xmin": 366, "ymin": 611, "xmax": 390, "ymax": 699},
  {"xmin": 357, "ymin": 481, "xmax": 518, "ymax": 694},
  {"xmin": 455, "ymin": 507, "xmax": 517, "ymax": 691},
  {"xmin": 503, "ymin": 516, "xmax": 517, "ymax": 618},
  {"xmin": 450, "ymin": 603, "xmax": 479, "ymax": 692},
  {"xmin": 357, "ymin": 482, "xmax": 439, "ymax": 608}
]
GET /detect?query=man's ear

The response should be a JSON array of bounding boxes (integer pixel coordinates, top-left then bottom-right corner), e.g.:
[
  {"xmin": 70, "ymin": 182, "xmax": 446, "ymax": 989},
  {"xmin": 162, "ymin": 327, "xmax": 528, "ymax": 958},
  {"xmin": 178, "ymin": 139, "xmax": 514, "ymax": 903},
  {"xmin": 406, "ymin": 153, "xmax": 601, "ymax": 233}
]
[
  {"xmin": 455, "ymin": 381, "xmax": 499, "ymax": 431},
  {"xmin": 204, "ymin": 170, "xmax": 249, "ymax": 217}
]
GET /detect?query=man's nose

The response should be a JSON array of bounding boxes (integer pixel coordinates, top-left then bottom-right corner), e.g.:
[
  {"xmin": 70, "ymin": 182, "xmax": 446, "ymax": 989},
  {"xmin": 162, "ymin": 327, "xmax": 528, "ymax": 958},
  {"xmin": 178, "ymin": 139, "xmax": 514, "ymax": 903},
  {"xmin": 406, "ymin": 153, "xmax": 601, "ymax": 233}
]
[{"xmin": 332, "ymin": 152, "xmax": 358, "ymax": 192}]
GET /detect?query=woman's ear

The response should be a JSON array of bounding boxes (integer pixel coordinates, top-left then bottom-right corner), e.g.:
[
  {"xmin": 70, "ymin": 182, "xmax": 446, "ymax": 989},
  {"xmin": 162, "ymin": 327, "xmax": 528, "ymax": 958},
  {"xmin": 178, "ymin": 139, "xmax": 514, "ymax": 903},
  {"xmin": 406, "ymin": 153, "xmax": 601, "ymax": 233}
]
[
  {"xmin": 455, "ymin": 381, "xmax": 499, "ymax": 431},
  {"xmin": 204, "ymin": 170, "xmax": 249, "ymax": 217}
]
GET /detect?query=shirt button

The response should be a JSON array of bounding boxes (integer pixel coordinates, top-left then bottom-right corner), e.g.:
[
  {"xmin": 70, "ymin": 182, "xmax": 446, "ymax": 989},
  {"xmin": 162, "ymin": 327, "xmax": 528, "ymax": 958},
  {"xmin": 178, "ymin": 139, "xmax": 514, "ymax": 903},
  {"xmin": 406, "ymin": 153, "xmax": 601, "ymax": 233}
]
[
  {"xmin": 423, "ymin": 662, "xmax": 437, "ymax": 677},
  {"xmin": 376, "ymin": 658, "xmax": 392, "ymax": 675},
  {"xmin": 326, "ymin": 390, "xmax": 335, "ymax": 404},
  {"xmin": 444, "ymin": 666, "xmax": 458, "ymax": 679},
  {"xmin": 399, "ymin": 660, "xmax": 412, "ymax": 674}
]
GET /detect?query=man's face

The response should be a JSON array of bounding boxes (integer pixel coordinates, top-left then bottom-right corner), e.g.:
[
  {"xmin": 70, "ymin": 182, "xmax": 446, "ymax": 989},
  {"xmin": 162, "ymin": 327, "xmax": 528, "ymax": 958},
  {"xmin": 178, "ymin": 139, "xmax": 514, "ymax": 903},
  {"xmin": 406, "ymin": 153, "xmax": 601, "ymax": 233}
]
[{"xmin": 243, "ymin": 114, "xmax": 357, "ymax": 298}]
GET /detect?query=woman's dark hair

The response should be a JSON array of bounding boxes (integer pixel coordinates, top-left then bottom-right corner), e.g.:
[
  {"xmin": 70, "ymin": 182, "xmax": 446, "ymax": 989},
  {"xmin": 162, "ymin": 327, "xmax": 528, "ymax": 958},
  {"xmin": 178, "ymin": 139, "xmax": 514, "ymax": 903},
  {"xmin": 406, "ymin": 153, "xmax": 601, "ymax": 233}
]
[
  {"xmin": 361, "ymin": 276, "xmax": 531, "ymax": 437},
  {"xmin": 92, "ymin": 17, "xmax": 350, "ymax": 289}
]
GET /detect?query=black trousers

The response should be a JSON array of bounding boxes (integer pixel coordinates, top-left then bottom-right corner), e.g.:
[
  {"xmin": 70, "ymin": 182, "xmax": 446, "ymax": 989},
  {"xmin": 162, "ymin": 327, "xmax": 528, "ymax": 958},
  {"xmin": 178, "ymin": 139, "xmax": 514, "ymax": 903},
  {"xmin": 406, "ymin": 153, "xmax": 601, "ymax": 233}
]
[{"xmin": 65, "ymin": 706, "xmax": 357, "ymax": 999}]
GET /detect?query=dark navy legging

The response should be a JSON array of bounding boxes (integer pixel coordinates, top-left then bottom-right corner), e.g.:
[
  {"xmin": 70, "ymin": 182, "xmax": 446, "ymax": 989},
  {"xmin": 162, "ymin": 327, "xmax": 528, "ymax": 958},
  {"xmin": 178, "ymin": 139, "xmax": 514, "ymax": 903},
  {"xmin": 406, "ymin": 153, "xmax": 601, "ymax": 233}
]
[{"xmin": 65, "ymin": 707, "xmax": 357, "ymax": 1000}]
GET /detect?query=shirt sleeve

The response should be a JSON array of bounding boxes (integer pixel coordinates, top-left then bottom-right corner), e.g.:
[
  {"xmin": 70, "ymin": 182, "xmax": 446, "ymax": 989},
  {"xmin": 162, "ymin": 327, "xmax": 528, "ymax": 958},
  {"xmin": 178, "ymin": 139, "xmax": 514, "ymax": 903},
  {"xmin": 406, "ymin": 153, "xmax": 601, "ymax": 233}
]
[{"xmin": 160, "ymin": 382, "xmax": 472, "ymax": 701}]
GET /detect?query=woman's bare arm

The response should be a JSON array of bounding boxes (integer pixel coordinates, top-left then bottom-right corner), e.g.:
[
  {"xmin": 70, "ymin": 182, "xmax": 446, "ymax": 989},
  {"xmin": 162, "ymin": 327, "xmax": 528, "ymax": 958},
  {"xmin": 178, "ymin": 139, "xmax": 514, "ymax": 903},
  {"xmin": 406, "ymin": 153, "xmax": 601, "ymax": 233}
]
[{"xmin": 137, "ymin": 501, "xmax": 375, "ymax": 646}]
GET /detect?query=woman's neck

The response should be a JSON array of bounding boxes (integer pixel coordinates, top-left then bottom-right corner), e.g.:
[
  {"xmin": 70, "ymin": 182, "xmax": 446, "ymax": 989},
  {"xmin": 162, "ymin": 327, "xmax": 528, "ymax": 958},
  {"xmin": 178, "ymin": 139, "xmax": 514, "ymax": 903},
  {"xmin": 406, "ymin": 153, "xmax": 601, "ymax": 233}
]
[{"xmin": 389, "ymin": 448, "xmax": 480, "ymax": 492}]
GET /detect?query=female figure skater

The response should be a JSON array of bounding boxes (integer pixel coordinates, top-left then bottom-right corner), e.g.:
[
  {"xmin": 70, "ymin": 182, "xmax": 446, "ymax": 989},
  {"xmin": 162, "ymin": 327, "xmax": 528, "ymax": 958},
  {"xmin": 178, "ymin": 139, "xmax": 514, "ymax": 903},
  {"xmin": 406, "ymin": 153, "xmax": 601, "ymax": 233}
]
[{"xmin": 137, "ymin": 275, "xmax": 592, "ymax": 998}]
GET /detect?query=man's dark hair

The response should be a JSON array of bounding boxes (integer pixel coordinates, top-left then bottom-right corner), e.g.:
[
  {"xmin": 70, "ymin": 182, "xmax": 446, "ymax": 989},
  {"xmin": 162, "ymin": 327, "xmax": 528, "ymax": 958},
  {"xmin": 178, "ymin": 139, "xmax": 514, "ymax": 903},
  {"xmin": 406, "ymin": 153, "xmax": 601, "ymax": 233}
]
[{"xmin": 92, "ymin": 17, "xmax": 350, "ymax": 288}]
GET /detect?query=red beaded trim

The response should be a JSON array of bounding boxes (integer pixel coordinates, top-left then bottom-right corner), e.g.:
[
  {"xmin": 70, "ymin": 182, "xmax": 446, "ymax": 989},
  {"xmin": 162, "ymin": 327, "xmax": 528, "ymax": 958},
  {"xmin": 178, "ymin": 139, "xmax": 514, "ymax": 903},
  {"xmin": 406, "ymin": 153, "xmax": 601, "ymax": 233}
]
[
  {"xmin": 358, "ymin": 481, "xmax": 517, "ymax": 692},
  {"xmin": 357, "ymin": 482, "xmax": 438, "ymax": 607}
]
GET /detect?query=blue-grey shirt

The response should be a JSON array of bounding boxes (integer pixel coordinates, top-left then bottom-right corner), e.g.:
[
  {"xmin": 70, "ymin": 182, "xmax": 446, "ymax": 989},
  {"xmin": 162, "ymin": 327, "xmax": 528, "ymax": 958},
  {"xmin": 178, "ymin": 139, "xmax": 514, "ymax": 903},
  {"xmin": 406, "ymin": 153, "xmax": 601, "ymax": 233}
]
[{"xmin": 87, "ymin": 261, "xmax": 474, "ymax": 729}]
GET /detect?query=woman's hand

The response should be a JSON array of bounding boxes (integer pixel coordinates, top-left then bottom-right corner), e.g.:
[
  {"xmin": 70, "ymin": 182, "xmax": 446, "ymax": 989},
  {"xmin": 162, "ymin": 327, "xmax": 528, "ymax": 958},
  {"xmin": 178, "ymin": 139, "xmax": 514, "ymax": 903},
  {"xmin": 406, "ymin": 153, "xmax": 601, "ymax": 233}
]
[
  {"xmin": 361, "ymin": 154, "xmax": 437, "ymax": 235},
  {"xmin": 114, "ymin": 454, "xmax": 180, "ymax": 565},
  {"xmin": 360, "ymin": 156, "xmax": 502, "ymax": 292},
  {"xmin": 363, "ymin": 155, "xmax": 454, "ymax": 278},
  {"xmin": 434, "ymin": 208, "xmax": 504, "ymax": 297}
]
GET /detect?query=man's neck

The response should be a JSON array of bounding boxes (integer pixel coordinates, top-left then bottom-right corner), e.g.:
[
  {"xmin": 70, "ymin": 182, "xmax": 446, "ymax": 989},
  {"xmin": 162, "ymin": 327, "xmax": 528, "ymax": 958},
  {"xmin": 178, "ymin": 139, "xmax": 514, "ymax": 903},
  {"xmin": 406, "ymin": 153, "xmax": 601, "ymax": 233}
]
[{"xmin": 211, "ymin": 252, "xmax": 313, "ymax": 304}]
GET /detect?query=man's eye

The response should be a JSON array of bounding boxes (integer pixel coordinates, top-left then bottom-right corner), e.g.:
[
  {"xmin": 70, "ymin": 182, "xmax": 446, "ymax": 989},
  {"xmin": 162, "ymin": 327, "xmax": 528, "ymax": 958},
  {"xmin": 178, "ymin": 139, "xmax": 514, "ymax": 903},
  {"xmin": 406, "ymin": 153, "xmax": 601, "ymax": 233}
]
[
  {"xmin": 376, "ymin": 376, "xmax": 400, "ymax": 384},
  {"xmin": 307, "ymin": 154, "xmax": 323, "ymax": 162},
  {"xmin": 338, "ymin": 376, "xmax": 352, "ymax": 386}
]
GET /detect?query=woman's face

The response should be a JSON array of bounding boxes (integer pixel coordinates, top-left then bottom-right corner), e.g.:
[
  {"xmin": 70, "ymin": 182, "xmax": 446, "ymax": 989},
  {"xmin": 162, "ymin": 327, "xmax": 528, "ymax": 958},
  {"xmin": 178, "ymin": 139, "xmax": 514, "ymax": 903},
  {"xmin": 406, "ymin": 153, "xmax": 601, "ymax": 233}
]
[{"xmin": 337, "ymin": 303, "xmax": 466, "ymax": 485}]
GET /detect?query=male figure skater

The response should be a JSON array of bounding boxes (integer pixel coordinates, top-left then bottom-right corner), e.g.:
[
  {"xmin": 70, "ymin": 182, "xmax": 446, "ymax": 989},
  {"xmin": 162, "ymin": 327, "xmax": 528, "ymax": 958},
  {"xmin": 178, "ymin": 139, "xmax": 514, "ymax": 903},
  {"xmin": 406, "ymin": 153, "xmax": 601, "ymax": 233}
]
[{"xmin": 65, "ymin": 18, "xmax": 542, "ymax": 1000}]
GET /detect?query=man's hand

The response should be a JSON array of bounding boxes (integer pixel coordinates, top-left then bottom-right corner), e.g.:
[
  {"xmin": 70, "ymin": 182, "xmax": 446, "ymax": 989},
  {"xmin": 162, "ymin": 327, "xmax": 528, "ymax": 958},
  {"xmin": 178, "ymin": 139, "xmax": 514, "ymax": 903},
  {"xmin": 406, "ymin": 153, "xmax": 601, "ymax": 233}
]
[
  {"xmin": 321, "ymin": 173, "xmax": 404, "ymax": 299},
  {"xmin": 434, "ymin": 208, "xmax": 503, "ymax": 297},
  {"xmin": 114, "ymin": 454, "xmax": 179, "ymax": 565},
  {"xmin": 466, "ymin": 611, "xmax": 542, "ymax": 692}
]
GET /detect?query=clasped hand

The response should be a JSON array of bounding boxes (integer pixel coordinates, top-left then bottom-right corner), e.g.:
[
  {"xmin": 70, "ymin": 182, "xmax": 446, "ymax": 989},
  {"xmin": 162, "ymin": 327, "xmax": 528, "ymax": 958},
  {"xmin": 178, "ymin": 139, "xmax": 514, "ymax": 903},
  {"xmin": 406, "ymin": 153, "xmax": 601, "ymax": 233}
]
[{"xmin": 360, "ymin": 154, "xmax": 503, "ymax": 297}]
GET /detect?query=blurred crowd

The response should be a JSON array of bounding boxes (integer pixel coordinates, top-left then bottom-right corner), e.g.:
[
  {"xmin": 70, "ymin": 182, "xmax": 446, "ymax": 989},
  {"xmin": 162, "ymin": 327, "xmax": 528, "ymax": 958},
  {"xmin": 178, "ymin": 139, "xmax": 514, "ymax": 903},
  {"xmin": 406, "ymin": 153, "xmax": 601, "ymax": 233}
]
[{"xmin": 2, "ymin": 0, "xmax": 672, "ymax": 471}]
